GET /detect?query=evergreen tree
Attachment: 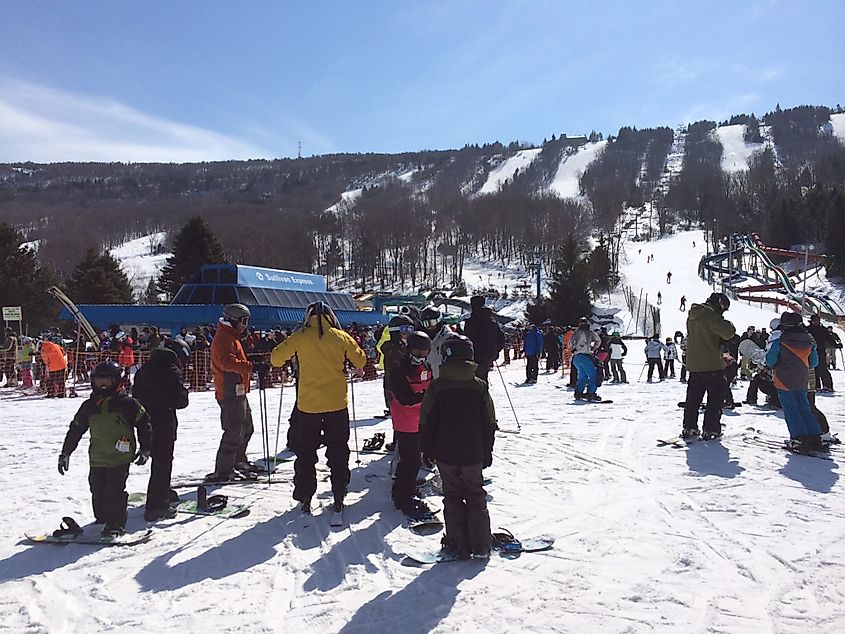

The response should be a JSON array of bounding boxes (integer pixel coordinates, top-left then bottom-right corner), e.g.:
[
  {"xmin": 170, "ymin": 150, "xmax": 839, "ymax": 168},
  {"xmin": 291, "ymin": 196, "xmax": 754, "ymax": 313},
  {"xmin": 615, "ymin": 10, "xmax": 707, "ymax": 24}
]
[
  {"xmin": 157, "ymin": 217, "xmax": 226, "ymax": 298},
  {"xmin": 63, "ymin": 249, "xmax": 134, "ymax": 304},
  {"xmin": 0, "ymin": 223, "xmax": 58, "ymax": 330},
  {"xmin": 824, "ymin": 189, "xmax": 845, "ymax": 275},
  {"xmin": 525, "ymin": 234, "xmax": 592, "ymax": 325},
  {"xmin": 588, "ymin": 243, "xmax": 612, "ymax": 293},
  {"xmin": 142, "ymin": 277, "xmax": 163, "ymax": 305}
]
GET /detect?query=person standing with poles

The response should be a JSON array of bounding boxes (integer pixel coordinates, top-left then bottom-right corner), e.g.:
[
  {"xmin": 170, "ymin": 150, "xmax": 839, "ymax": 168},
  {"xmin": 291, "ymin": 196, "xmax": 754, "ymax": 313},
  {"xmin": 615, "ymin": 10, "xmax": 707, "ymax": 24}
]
[
  {"xmin": 681, "ymin": 293, "xmax": 736, "ymax": 440},
  {"xmin": 463, "ymin": 295, "xmax": 504, "ymax": 385},
  {"xmin": 568, "ymin": 317, "xmax": 602, "ymax": 401},
  {"xmin": 522, "ymin": 323, "xmax": 543, "ymax": 384},
  {"xmin": 608, "ymin": 331, "xmax": 627, "ymax": 383},
  {"xmin": 209, "ymin": 303, "xmax": 256, "ymax": 482},
  {"xmin": 270, "ymin": 301, "xmax": 366, "ymax": 515}
]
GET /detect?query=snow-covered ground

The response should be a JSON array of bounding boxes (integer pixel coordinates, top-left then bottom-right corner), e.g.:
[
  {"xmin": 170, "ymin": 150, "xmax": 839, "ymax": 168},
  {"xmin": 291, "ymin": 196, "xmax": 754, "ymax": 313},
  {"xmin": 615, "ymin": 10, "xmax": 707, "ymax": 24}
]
[
  {"xmin": 714, "ymin": 124, "xmax": 764, "ymax": 173},
  {"xmin": 4, "ymin": 226, "xmax": 845, "ymax": 632},
  {"xmin": 110, "ymin": 232, "xmax": 170, "ymax": 297},
  {"xmin": 830, "ymin": 113, "xmax": 845, "ymax": 142},
  {"xmin": 548, "ymin": 140, "xmax": 607, "ymax": 198},
  {"xmin": 477, "ymin": 148, "xmax": 542, "ymax": 195}
]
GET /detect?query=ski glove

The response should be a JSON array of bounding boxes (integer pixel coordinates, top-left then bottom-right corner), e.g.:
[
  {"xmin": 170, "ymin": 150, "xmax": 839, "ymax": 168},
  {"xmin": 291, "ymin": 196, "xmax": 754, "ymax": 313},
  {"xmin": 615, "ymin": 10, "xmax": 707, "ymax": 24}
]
[
  {"xmin": 134, "ymin": 448, "xmax": 151, "ymax": 466},
  {"xmin": 58, "ymin": 453, "xmax": 70, "ymax": 475}
]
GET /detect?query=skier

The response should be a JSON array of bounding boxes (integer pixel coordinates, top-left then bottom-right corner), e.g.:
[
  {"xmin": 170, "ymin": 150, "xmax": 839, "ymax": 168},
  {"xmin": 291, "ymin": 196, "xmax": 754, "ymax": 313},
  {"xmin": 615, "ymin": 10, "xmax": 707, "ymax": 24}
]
[
  {"xmin": 826, "ymin": 326, "xmax": 842, "ymax": 370},
  {"xmin": 132, "ymin": 347, "xmax": 189, "ymax": 522},
  {"xmin": 766, "ymin": 311, "xmax": 824, "ymax": 453},
  {"xmin": 656, "ymin": 291, "xmax": 662, "ymax": 306},
  {"xmin": 568, "ymin": 317, "xmax": 602, "ymax": 401},
  {"xmin": 807, "ymin": 315, "xmax": 834, "ymax": 392},
  {"xmin": 58, "ymin": 361, "xmax": 152, "ymax": 538},
  {"xmin": 1, "ymin": 327, "xmax": 18, "ymax": 387},
  {"xmin": 270, "ymin": 301, "xmax": 366, "ymax": 515},
  {"xmin": 463, "ymin": 295, "xmax": 505, "ymax": 384},
  {"xmin": 389, "ymin": 331, "xmax": 434, "ymax": 521},
  {"xmin": 419, "ymin": 336, "xmax": 496, "ymax": 559},
  {"xmin": 644, "ymin": 335, "xmax": 667, "ymax": 382},
  {"xmin": 522, "ymin": 323, "xmax": 544, "ymax": 384},
  {"xmin": 542, "ymin": 323, "xmax": 561, "ymax": 372},
  {"xmin": 664, "ymin": 337, "xmax": 678, "ymax": 378},
  {"xmin": 679, "ymin": 295, "xmax": 687, "ymax": 311},
  {"xmin": 667, "ymin": 271, "xmax": 672, "ymax": 284},
  {"xmin": 420, "ymin": 306, "xmax": 454, "ymax": 380},
  {"xmin": 40, "ymin": 335, "xmax": 68, "ymax": 398},
  {"xmin": 674, "ymin": 331, "xmax": 688, "ymax": 383},
  {"xmin": 209, "ymin": 303, "xmax": 256, "ymax": 482},
  {"xmin": 681, "ymin": 293, "xmax": 736, "ymax": 440},
  {"xmin": 608, "ymin": 331, "xmax": 628, "ymax": 383}
]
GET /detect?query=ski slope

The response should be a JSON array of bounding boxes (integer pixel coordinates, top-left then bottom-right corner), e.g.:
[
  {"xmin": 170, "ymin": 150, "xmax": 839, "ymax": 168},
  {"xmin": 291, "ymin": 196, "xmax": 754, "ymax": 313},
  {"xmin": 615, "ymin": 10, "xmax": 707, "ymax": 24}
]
[
  {"xmin": 548, "ymin": 140, "xmax": 607, "ymax": 198},
  {"xmin": 715, "ymin": 124, "xmax": 763, "ymax": 173},
  {"xmin": 110, "ymin": 232, "xmax": 170, "ymax": 297},
  {"xmin": 477, "ymin": 148, "xmax": 541, "ymax": 195},
  {"xmin": 831, "ymin": 113, "xmax": 845, "ymax": 142}
]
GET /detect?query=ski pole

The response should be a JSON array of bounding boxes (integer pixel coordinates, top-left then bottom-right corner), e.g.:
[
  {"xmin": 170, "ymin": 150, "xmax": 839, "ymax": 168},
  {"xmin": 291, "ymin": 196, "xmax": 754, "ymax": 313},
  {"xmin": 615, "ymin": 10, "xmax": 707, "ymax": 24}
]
[
  {"xmin": 349, "ymin": 372, "xmax": 361, "ymax": 465},
  {"xmin": 273, "ymin": 380, "xmax": 284, "ymax": 462},
  {"xmin": 495, "ymin": 362, "xmax": 521, "ymax": 432},
  {"xmin": 638, "ymin": 361, "xmax": 648, "ymax": 382},
  {"xmin": 257, "ymin": 374, "xmax": 271, "ymax": 486}
]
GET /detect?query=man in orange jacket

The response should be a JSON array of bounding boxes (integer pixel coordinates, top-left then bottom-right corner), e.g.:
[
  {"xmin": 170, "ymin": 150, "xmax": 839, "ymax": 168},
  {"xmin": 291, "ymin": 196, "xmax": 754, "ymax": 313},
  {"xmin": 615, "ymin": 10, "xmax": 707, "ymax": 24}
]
[
  {"xmin": 210, "ymin": 303, "xmax": 255, "ymax": 481},
  {"xmin": 40, "ymin": 336, "xmax": 67, "ymax": 398}
]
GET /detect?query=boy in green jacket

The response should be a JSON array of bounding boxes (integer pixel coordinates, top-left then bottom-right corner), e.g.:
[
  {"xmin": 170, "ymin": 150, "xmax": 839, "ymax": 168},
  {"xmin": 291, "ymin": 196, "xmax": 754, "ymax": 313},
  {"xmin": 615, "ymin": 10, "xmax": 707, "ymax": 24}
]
[{"xmin": 58, "ymin": 361, "xmax": 152, "ymax": 538}]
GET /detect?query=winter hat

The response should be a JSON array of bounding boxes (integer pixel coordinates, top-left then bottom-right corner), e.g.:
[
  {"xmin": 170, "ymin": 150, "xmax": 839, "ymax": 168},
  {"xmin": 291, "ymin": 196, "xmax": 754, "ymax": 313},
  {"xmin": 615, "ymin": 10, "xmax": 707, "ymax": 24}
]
[
  {"xmin": 769, "ymin": 318, "xmax": 781, "ymax": 331},
  {"xmin": 470, "ymin": 295, "xmax": 485, "ymax": 310}
]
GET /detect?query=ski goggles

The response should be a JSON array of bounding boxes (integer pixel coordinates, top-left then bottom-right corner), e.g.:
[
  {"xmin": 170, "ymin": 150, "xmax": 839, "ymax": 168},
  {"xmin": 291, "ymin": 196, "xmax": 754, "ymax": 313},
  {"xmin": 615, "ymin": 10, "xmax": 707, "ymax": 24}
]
[
  {"xmin": 421, "ymin": 318, "xmax": 440, "ymax": 329},
  {"xmin": 399, "ymin": 324, "xmax": 414, "ymax": 334},
  {"xmin": 236, "ymin": 316, "xmax": 249, "ymax": 327}
]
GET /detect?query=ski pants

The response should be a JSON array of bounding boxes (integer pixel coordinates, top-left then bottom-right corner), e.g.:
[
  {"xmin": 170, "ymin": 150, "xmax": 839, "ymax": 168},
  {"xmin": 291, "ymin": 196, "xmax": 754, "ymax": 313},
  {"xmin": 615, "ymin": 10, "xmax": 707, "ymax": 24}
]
[
  {"xmin": 438, "ymin": 462, "xmax": 491, "ymax": 556},
  {"xmin": 778, "ymin": 390, "xmax": 822, "ymax": 439},
  {"xmin": 747, "ymin": 376, "xmax": 779, "ymax": 407},
  {"xmin": 391, "ymin": 431, "xmax": 421, "ymax": 511},
  {"xmin": 1, "ymin": 358, "xmax": 16, "ymax": 384},
  {"xmin": 664, "ymin": 359, "xmax": 676, "ymax": 377},
  {"xmin": 545, "ymin": 348, "xmax": 560, "ymax": 371},
  {"xmin": 214, "ymin": 395, "xmax": 254, "ymax": 479},
  {"xmin": 815, "ymin": 351, "xmax": 834, "ymax": 391},
  {"xmin": 683, "ymin": 370, "xmax": 725, "ymax": 435},
  {"xmin": 46, "ymin": 369, "xmax": 66, "ymax": 397},
  {"xmin": 146, "ymin": 419, "xmax": 176, "ymax": 512},
  {"xmin": 89, "ymin": 463, "xmax": 130, "ymax": 528},
  {"xmin": 573, "ymin": 353, "xmax": 597, "ymax": 395},
  {"xmin": 383, "ymin": 373, "xmax": 393, "ymax": 410},
  {"xmin": 680, "ymin": 356, "xmax": 687, "ymax": 382},
  {"xmin": 474, "ymin": 362, "xmax": 490, "ymax": 386},
  {"xmin": 289, "ymin": 408, "xmax": 350, "ymax": 504},
  {"xmin": 525, "ymin": 355, "xmax": 539, "ymax": 383},
  {"xmin": 646, "ymin": 358, "xmax": 664, "ymax": 381},
  {"xmin": 610, "ymin": 359, "xmax": 626, "ymax": 383}
]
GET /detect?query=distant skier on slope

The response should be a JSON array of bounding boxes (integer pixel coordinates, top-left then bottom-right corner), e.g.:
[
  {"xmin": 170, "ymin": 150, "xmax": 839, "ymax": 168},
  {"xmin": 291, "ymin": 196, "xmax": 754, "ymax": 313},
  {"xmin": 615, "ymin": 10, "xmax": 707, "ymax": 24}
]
[
  {"xmin": 666, "ymin": 271, "xmax": 672, "ymax": 284},
  {"xmin": 679, "ymin": 295, "xmax": 686, "ymax": 311},
  {"xmin": 657, "ymin": 291, "xmax": 662, "ymax": 305}
]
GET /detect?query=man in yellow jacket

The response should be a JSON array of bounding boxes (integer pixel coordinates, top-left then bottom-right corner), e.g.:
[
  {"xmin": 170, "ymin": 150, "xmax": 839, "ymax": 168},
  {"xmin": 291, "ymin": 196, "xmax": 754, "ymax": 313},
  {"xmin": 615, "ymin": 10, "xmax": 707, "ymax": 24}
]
[{"xmin": 270, "ymin": 301, "xmax": 366, "ymax": 514}]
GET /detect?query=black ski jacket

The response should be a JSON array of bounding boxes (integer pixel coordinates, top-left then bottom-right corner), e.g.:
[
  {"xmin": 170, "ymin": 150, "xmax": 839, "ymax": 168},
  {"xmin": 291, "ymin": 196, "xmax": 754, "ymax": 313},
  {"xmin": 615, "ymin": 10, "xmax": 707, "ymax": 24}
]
[
  {"xmin": 463, "ymin": 307, "xmax": 505, "ymax": 365},
  {"xmin": 132, "ymin": 348, "xmax": 189, "ymax": 439}
]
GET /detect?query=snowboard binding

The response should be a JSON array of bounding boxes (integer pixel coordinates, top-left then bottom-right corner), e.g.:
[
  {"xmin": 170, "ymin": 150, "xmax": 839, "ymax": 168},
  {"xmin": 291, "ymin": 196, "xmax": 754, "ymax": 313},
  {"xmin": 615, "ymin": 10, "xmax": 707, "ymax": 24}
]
[
  {"xmin": 52, "ymin": 516, "xmax": 83, "ymax": 539},
  {"xmin": 196, "ymin": 485, "xmax": 228, "ymax": 513},
  {"xmin": 362, "ymin": 432, "xmax": 386, "ymax": 452},
  {"xmin": 491, "ymin": 529, "xmax": 522, "ymax": 553}
]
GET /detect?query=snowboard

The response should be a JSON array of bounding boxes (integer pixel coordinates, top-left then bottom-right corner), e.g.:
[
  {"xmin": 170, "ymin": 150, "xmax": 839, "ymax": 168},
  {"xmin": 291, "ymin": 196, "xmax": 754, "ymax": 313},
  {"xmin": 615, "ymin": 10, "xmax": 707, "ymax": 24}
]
[
  {"xmin": 404, "ymin": 536, "xmax": 554, "ymax": 564},
  {"xmin": 172, "ymin": 474, "xmax": 284, "ymax": 489},
  {"xmin": 129, "ymin": 492, "xmax": 251, "ymax": 518},
  {"xmin": 405, "ymin": 512, "xmax": 444, "ymax": 532},
  {"xmin": 743, "ymin": 435, "xmax": 833, "ymax": 460},
  {"xmin": 656, "ymin": 436, "xmax": 697, "ymax": 448},
  {"xmin": 677, "ymin": 401, "xmax": 742, "ymax": 409},
  {"xmin": 572, "ymin": 398, "xmax": 613, "ymax": 404},
  {"xmin": 26, "ymin": 528, "xmax": 153, "ymax": 546}
]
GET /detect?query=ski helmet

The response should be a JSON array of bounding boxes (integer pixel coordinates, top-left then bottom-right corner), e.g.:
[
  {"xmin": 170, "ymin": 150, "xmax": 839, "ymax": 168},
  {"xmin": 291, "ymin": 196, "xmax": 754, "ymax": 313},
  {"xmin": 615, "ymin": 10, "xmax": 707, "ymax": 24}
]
[
  {"xmin": 706, "ymin": 292, "xmax": 730, "ymax": 312},
  {"xmin": 407, "ymin": 330, "xmax": 432, "ymax": 353},
  {"xmin": 440, "ymin": 335, "xmax": 474, "ymax": 364},
  {"xmin": 779, "ymin": 311, "xmax": 802, "ymax": 328},
  {"xmin": 91, "ymin": 361, "xmax": 122, "ymax": 395},
  {"xmin": 223, "ymin": 303, "xmax": 251, "ymax": 326},
  {"xmin": 303, "ymin": 301, "xmax": 340, "ymax": 336},
  {"xmin": 420, "ymin": 306, "xmax": 443, "ymax": 331}
]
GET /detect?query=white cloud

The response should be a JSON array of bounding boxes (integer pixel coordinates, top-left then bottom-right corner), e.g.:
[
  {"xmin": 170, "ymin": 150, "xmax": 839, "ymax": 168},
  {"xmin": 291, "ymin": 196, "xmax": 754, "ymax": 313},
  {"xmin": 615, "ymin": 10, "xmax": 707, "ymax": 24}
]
[{"xmin": 0, "ymin": 77, "xmax": 272, "ymax": 163}]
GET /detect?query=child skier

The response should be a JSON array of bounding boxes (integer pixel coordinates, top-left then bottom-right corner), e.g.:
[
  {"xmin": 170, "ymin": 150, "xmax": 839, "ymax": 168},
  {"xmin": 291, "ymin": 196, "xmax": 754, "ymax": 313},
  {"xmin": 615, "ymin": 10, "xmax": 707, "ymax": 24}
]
[
  {"xmin": 664, "ymin": 337, "xmax": 678, "ymax": 378},
  {"xmin": 420, "ymin": 336, "xmax": 496, "ymax": 559},
  {"xmin": 389, "ymin": 331, "xmax": 434, "ymax": 520},
  {"xmin": 58, "ymin": 361, "xmax": 153, "ymax": 537},
  {"xmin": 765, "ymin": 312, "xmax": 824, "ymax": 453}
]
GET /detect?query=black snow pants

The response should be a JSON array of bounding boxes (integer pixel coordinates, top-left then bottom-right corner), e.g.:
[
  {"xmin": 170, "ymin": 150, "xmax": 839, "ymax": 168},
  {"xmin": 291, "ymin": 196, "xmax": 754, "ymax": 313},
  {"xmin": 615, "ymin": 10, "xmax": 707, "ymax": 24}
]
[
  {"xmin": 526, "ymin": 355, "xmax": 539, "ymax": 383},
  {"xmin": 89, "ymin": 463, "xmax": 130, "ymax": 528},
  {"xmin": 439, "ymin": 462, "xmax": 491, "ymax": 557},
  {"xmin": 683, "ymin": 370, "xmax": 725, "ymax": 435},
  {"xmin": 289, "ymin": 408, "xmax": 350, "ymax": 505},
  {"xmin": 146, "ymin": 419, "xmax": 176, "ymax": 512},
  {"xmin": 391, "ymin": 431, "xmax": 421, "ymax": 511}
]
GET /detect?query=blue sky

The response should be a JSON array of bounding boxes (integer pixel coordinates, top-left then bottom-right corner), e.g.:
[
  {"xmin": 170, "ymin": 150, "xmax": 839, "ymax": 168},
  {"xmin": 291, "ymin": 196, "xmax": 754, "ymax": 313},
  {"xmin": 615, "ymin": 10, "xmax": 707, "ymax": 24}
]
[{"xmin": 0, "ymin": 0, "xmax": 842, "ymax": 162}]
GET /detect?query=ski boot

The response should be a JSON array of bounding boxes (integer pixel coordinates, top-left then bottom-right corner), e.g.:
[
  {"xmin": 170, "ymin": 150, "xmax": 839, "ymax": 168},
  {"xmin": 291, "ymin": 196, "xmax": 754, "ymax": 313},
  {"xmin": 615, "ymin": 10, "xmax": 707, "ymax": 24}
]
[
  {"xmin": 681, "ymin": 427, "xmax": 700, "ymax": 440},
  {"xmin": 585, "ymin": 393, "xmax": 602, "ymax": 402},
  {"xmin": 700, "ymin": 431, "xmax": 722, "ymax": 441},
  {"xmin": 101, "ymin": 524, "xmax": 126, "ymax": 539},
  {"xmin": 440, "ymin": 536, "xmax": 470, "ymax": 560},
  {"xmin": 573, "ymin": 391, "xmax": 584, "ymax": 400}
]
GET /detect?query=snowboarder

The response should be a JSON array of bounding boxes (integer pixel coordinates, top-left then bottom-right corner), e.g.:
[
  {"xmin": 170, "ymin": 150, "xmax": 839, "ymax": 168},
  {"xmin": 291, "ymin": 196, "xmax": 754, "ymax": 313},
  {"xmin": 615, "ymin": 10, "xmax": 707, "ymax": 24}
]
[
  {"xmin": 270, "ymin": 301, "xmax": 366, "ymax": 515},
  {"xmin": 807, "ymin": 315, "xmax": 834, "ymax": 392},
  {"xmin": 542, "ymin": 323, "xmax": 561, "ymax": 372},
  {"xmin": 420, "ymin": 306, "xmax": 454, "ymax": 380},
  {"xmin": 132, "ymin": 347, "xmax": 189, "ymax": 522},
  {"xmin": 656, "ymin": 291, "xmax": 662, "ymax": 305},
  {"xmin": 209, "ymin": 303, "xmax": 256, "ymax": 482},
  {"xmin": 666, "ymin": 271, "xmax": 672, "ymax": 284},
  {"xmin": 766, "ymin": 311, "xmax": 824, "ymax": 453},
  {"xmin": 522, "ymin": 323, "xmax": 543, "ymax": 384},
  {"xmin": 679, "ymin": 295, "xmax": 686, "ymax": 311},
  {"xmin": 379, "ymin": 313, "xmax": 414, "ymax": 447},
  {"xmin": 568, "ymin": 317, "xmax": 602, "ymax": 401},
  {"xmin": 419, "ymin": 336, "xmax": 496, "ymax": 559},
  {"xmin": 58, "ymin": 361, "xmax": 152, "ymax": 538},
  {"xmin": 463, "ymin": 295, "xmax": 505, "ymax": 385},
  {"xmin": 608, "ymin": 331, "xmax": 628, "ymax": 383},
  {"xmin": 644, "ymin": 335, "xmax": 667, "ymax": 382},
  {"xmin": 389, "ymin": 331, "xmax": 434, "ymax": 521},
  {"xmin": 826, "ymin": 326, "xmax": 842, "ymax": 370},
  {"xmin": 681, "ymin": 293, "xmax": 736, "ymax": 440}
]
